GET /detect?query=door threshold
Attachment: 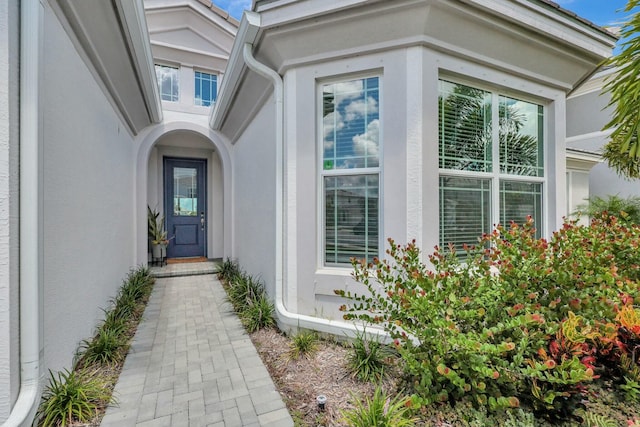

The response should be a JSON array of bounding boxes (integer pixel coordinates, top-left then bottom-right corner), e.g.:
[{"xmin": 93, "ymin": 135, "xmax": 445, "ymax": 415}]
[{"xmin": 166, "ymin": 256, "xmax": 209, "ymax": 264}]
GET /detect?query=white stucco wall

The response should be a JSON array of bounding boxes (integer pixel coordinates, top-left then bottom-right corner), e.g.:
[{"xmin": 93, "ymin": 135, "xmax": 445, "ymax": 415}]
[
  {"xmin": 41, "ymin": 4, "xmax": 136, "ymax": 373},
  {"xmin": 232, "ymin": 99, "xmax": 277, "ymax": 297},
  {"xmin": 0, "ymin": 0, "xmax": 20, "ymax": 420},
  {"xmin": 278, "ymin": 46, "xmax": 567, "ymax": 320}
]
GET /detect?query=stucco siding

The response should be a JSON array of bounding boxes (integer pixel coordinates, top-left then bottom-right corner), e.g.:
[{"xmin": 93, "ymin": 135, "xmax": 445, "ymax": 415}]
[
  {"xmin": 41, "ymin": 5, "xmax": 136, "ymax": 373},
  {"xmin": 232, "ymin": 99, "xmax": 277, "ymax": 297},
  {"xmin": 566, "ymin": 78, "xmax": 640, "ymax": 200},
  {"xmin": 0, "ymin": 0, "xmax": 20, "ymax": 420},
  {"xmin": 566, "ymin": 90, "xmax": 612, "ymax": 138},
  {"xmin": 279, "ymin": 45, "xmax": 567, "ymax": 321}
]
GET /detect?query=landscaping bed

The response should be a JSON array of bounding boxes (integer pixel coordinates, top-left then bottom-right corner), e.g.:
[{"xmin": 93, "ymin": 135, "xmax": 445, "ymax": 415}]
[{"xmin": 222, "ymin": 213, "xmax": 640, "ymax": 426}]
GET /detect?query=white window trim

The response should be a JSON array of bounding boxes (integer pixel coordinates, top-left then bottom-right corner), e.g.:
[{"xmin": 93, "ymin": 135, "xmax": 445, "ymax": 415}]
[
  {"xmin": 317, "ymin": 74, "xmax": 383, "ymax": 269},
  {"xmin": 438, "ymin": 78, "xmax": 547, "ymax": 248}
]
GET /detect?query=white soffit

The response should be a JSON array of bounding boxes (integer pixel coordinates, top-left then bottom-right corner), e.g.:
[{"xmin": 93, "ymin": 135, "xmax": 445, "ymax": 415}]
[
  {"xmin": 55, "ymin": 0, "xmax": 162, "ymax": 134},
  {"xmin": 209, "ymin": 11, "xmax": 261, "ymax": 130}
]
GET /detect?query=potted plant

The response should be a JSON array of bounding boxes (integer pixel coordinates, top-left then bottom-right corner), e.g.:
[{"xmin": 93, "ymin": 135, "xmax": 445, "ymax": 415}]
[{"xmin": 148, "ymin": 206, "xmax": 169, "ymax": 260}]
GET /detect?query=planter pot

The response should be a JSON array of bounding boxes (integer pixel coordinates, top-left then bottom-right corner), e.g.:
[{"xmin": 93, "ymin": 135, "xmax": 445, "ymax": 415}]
[{"xmin": 151, "ymin": 243, "xmax": 167, "ymax": 259}]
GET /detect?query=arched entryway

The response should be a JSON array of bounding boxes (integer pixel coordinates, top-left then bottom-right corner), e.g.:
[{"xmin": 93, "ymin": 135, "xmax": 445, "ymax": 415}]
[{"xmin": 134, "ymin": 121, "xmax": 232, "ymax": 265}]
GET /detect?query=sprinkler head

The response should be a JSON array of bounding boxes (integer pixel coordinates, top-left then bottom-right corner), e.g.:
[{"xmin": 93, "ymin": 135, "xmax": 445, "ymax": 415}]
[{"xmin": 316, "ymin": 394, "xmax": 327, "ymax": 411}]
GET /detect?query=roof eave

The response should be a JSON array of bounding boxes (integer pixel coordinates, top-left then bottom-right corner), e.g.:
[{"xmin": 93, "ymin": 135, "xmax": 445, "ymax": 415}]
[
  {"xmin": 209, "ymin": 11, "xmax": 261, "ymax": 130},
  {"xmin": 116, "ymin": 0, "xmax": 163, "ymax": 124}
]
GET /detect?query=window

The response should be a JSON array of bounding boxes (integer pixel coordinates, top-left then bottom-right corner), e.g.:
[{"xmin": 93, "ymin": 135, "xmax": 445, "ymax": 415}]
[
  {"xmin": 155, "ymin": 65, "xmax": 179, "ymax": 102},
  {"xmin": 322, "ymin": 76, "xmax": 380, "ymax": 265},
  {"xmin": 195, "ymin": 71, "xmax": 217, "ymax": 106},
  {"xmin": 439, "ymin": 79, "xmax": 544, "ymax": 253}
]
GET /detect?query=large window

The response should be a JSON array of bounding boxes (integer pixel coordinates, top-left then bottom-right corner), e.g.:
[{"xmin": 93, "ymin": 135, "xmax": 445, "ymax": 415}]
[
  {"xmin": 195, "ymin": 71, "xmax": 217, "ymax": 106},
  {"xmin": 155, "ymin": 65, "xmax": 179, "ymax": 102},
  {"xmin": 439, "ymin": 79, "xmax": 544, "ymax": 253},
  {"xmin": 322, "ymin": 76, "xmax": 380, "ymax": 265}
]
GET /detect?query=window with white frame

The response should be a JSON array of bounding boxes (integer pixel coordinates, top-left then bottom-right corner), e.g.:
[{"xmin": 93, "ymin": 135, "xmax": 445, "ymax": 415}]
[
  {"xmin": 438, "ymin": 79, "xmax": 544, "ymax": 253},
  {"xmin": 322, "ymin": 76, "xmax": 380, "ymax": 265},
  {"xmin": 194, "ymin": 71, "xmax": 217, "ymax": 106},
  {"xmin": 155, "ymin": 64, "xmax": 179, "ymax": 102}
]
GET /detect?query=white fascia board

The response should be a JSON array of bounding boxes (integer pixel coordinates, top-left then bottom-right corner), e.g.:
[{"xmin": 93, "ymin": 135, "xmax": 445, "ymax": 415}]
[
  {"xmin": 209, "ymin": 11, "xmax": 261, "ymax": 130},
  {"xmin": 467, "ymin": 0, "xmax": 616, "ymax": 57},
  {"xmin": 566, "ymin": 148, "xmax": 603, "ymax": 171},
  {"xmin": 255, "ymin": 0, "xmax": 372, "ymax": 28},
  {"xmin": 150, "ymin": 40, "xmax": 230, "ymax": 60},
  {"xmin": 116, "ymin": 0, "xmax": 163, "ymax": 123},
  {"xmin": 145, "ymin": 1, "xmax": 239, "ymax": 36}
]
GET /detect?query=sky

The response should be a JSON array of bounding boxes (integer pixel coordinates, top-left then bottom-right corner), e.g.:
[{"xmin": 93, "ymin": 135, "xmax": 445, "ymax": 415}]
[
  {"xmin": 556, "ymin": 0, "xmax": 631, "ymax": 29},
  {"xmin": 213, "ymin": 0, "xmax": 633, "ymax": 26},
  {"xmin": 212, "ymin": 0, "xmax": 633, "ymax": 44},
  {"xmin": 212, "ymin": 0, "xmax": 251, "ymax": 20}
]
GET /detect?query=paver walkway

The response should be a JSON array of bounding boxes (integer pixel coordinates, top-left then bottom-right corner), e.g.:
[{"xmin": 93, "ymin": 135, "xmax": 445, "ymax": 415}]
[{"xmin": 101, "ymin": 272, "xmax": 293, "ymax": 427}]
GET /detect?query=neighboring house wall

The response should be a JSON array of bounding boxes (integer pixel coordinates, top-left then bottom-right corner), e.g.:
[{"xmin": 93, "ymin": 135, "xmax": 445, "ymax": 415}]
[
  {"xmin": 566, "ymin": 69, "xmax": 640, "ymax": 199},
  {"xmin": 231, "ymin": 99, "xmax": 277, "ymax": 297},
  {"xmin": 40, "ymin": 3, "xmax": 136, "ymax": 373},
  {"xmin": 0, "ymin": 0, "xmax": 20, "ymax": 419}
]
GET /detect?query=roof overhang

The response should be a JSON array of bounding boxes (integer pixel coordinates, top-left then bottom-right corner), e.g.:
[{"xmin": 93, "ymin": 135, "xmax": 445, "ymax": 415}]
[
  {"xmin": 53, "ymin": 0, "xmax": 162, "ymax": 134},
  {"xmin": 209, "ymin": 11, "xmax": 261, "ymax": 130},
  {"xmin": 213, "ymin": 0, "xmax": 617, "ymax": 135},
  {"xmin": 566, "ymin": 148, "xmax": 602, "ymax": 172}
]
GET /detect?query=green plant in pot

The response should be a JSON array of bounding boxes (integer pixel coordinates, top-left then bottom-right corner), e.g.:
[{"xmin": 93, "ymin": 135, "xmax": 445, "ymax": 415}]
[{"xmin": 148, "ymin": 206, "xmax": 168, "ymax": 259}]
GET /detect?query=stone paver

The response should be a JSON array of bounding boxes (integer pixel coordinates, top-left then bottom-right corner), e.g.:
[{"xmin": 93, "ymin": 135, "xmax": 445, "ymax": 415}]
[{"xmin": 101, "ymin": 271, "xmax": 293, "ymax": 427}]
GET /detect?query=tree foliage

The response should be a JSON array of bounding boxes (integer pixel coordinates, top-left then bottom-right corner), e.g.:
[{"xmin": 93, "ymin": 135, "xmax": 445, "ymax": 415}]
[{"xmin": 602, "ymin": 0, "xmax": 640, "ymax": 178}]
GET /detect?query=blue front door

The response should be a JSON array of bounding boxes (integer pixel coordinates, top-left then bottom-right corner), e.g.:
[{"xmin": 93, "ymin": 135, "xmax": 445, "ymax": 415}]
[{"xmin": 164, "ymin": 158, "xmax": 207, "ymax": 258}]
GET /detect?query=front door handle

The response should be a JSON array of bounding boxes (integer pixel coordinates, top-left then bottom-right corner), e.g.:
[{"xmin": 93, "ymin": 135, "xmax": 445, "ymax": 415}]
[{"xmin": 200, "ymin": 212, "xmax": 205, "ymax": 230}]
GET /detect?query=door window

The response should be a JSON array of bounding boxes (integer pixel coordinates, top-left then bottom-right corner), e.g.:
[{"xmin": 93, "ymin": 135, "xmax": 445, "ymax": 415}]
[{"xmin": 173, "ymin": 167, "xmax": 198, "ymax": 216}]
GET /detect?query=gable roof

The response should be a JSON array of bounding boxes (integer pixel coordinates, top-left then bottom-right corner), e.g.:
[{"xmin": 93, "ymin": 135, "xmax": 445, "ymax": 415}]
[{"xmin": 145, "ymin": 0, "xmax": 239, "ymax": 72}]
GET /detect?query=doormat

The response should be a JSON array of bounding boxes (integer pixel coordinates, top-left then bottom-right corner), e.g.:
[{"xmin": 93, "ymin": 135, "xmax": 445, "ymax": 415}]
[{"xmin": 166, "ymin": 257, "xmax": 208, "ymax": 264}]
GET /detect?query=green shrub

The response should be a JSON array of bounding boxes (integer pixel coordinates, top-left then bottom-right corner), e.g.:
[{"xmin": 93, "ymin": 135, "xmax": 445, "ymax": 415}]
[
  {"xmin": 577, "ymin": 410, "xmax": 618, "ymax": 427},
  {"xmin": 228, "ymin": 273, "xmax": 264, "ymax": 311},
  {"xmin": 241, "ymin": 293, "xmax": 275, "ymax": 332},
  {"xmin": 340, "ymin": 387, "xmax": 416, "ymax": 427},
  {"xmin": 109, "ymin": 292, "xmax": 139, "ymax": 321},
  {"xmin": 337, "ymin": 215, "xmax": 640, "ymax": 418},
  {"xmin": 347, "ymin": 330, "xmax": 394, "ymax": 382},
  {"xmin": 101, "ymin": 308, "xmax": 128, "ymax": 333},
  {"xmin": 37, "ymin": 369, "xmax": 112, "ymax": 427},
  {"xmin": 119, "ymin": 266, "xmax": 154, "ymax": 303},
  {"xmin": 219, "ymin": 258, "xmax": 240, "ymax": 282},
  {"xmin": 576, "ymin": 195, "xmax": 640, "ymax": 224},
  {"xmin": 288, "ymin": 330, "xmax": 318, "ymax": 360},
  {"xmin": 76, "ymin": 326, "xmax": 126, "ymax": 366}
]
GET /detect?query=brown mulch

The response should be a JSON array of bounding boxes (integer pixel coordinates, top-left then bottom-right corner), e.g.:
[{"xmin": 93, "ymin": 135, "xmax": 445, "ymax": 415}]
[{"xmin": 250, "ymin": 328, "xmax": 399, "ymax": 427}]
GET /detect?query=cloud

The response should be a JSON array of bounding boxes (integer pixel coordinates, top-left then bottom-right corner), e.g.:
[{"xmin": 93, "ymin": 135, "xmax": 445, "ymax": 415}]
[
  {"xmin": 332, "ymin": 80, "xmax": 364, "ymax": 101},
  {"xmin": 344, "ymin": 96, "xmax": 378, "ymax": 122},
  {"xmin": 352, "ymin": 119, "xmax": 380, "ymax": 159},
  {"xmin": 212, "ymin": 0, "xmax": 252, "ymax": 20},
  {"xmin": 323, "ymin": 111, "xmax": 344, "ymax": 150}
]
